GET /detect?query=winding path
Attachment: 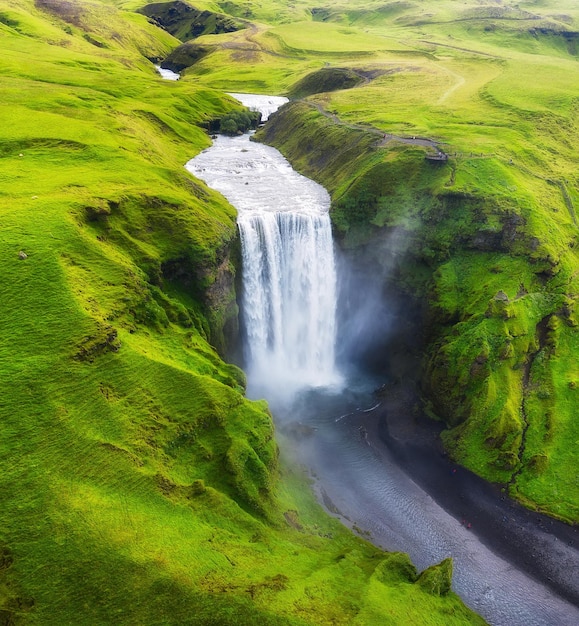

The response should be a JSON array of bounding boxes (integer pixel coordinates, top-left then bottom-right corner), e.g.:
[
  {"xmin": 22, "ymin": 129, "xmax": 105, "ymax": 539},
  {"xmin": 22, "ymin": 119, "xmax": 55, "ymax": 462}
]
[
  {"xmin": 304, "ymin": 100, "xmax": 448, "ymax": 158},
  {"xmin": 437, "ymin": 65, "xmax": 466, "ymax": 104}
]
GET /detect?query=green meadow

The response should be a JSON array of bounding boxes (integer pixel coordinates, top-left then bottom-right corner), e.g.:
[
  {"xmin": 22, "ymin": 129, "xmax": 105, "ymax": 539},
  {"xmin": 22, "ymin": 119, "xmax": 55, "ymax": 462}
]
[
  {"xmin": 2, "ymin": 0, "xmax": 579, "ymax": 621},
  {"xmin": 0, "ymin": 0, "xmax": 489, "ymax": 624}
]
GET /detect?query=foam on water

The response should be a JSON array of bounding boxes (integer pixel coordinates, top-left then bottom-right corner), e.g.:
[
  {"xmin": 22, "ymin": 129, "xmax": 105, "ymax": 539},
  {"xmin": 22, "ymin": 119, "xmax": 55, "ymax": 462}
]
[{"xmin": 155, "ymin": 65, "xmax": 180, "ymax": 81}]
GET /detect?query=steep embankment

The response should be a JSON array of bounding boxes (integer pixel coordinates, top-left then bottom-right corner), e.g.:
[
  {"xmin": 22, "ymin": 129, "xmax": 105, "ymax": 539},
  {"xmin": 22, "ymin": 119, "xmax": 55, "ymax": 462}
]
[
  {"xmin": 257, "ymin": 98, "xmax": 579, "ymax": 524},
  {"xmin": 138, "ymin": 0, "xmax": 246, "ymax": 43},
  {"xmin": 137, "ymin": 0, "xmax": 249, "ymax": 72},
  {"xmin": 0, "ymin": 1, "xmax": 483, "ymax": 624}
]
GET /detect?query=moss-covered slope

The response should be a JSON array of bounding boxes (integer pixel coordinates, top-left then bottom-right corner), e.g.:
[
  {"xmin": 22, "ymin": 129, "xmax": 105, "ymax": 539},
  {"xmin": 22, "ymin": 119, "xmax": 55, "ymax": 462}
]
[
  {"xmin": 287, "ymin": 67, "xmax": 366, "ymax": 99},
  {"xmin": 0, "ymin": 1, "xmax": 484, "ymax": 623},
  {"xmin": 138, "ymin": 1, "xmax": 246, "ymax": 43},
  {"xmin": 257, "ymin": 91, "xmax": 579, "ymax": 524}
]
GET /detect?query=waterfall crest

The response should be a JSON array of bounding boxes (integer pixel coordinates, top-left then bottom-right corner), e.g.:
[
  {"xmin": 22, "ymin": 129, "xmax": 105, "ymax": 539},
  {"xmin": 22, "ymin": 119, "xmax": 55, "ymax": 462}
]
[{"xmin": 239, "ymin": 210, "xmax": 340, "ymax": 397}]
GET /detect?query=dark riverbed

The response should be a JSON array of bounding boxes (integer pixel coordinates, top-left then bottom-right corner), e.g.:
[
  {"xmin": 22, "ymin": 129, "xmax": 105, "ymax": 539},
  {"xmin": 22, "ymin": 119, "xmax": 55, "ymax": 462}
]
[
  {"xmin": 376, "ymin": 380, "xmax": 579, "ymax": 609},
  {"xmin": 274, "ymin": 376, "xmax": 579, "ymax": 626}
]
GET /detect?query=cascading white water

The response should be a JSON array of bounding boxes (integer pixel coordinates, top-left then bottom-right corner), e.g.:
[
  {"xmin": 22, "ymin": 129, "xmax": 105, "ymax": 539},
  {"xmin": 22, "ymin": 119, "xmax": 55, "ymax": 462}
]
[
  {"xmin": 155, "ymin": 65, "xmax": 180, "ymax": 80},
  {"xmin": 185, "ymin": 93, "xmax": 342, "ymax": 401},
  {"xmin": 238, "ymin": 210, "xmax": 339, "ymax": 396}
]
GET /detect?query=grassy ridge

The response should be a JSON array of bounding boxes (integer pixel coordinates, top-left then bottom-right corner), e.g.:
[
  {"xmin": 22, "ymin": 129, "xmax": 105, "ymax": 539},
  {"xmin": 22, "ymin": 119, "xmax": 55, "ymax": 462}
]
[{"xmin": 0, "ymin": 1, "xmax": 484, "ymax": 623}]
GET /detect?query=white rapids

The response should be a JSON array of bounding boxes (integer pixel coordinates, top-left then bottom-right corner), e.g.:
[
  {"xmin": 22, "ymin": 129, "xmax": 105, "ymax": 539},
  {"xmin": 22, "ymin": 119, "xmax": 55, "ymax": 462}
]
[{"xmin": 155, "ymin": 65, "xmax": 180, "ymax": 81}]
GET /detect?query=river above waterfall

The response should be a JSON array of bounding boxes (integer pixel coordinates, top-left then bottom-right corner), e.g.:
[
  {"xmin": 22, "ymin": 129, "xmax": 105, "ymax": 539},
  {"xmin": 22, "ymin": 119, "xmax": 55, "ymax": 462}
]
[
  {"xmin": 155, "ymin": 65, "xmax": 180, "ymax": 80},
  {"xmin": 185, "ymin": 94, "xmax": 579, "ymax": 626}
]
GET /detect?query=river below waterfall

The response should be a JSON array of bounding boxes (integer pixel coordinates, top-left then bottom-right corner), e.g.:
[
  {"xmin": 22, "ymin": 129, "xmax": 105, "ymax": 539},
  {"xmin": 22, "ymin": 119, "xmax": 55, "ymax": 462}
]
[{"xmin": 185, "ymin": 94, "xmax": 579, "ymax": 626}]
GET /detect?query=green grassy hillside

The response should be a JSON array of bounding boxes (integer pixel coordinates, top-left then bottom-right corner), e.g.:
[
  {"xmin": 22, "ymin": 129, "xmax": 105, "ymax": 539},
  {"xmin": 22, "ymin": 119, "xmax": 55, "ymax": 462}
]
[
  {"xmin": 0, "ymin": 0, "xmax": 484, "ymax": 623},
  {"xmin": 169, "ymin": 0, "xmax": 579, "ymax": 523}
]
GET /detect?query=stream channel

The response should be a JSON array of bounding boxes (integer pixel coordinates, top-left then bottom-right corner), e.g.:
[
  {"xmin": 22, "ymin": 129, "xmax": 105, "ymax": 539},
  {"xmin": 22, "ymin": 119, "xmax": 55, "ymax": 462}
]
[{"xmin": 185, "ymin": 93, "xmax": 579, "ymax": 626}]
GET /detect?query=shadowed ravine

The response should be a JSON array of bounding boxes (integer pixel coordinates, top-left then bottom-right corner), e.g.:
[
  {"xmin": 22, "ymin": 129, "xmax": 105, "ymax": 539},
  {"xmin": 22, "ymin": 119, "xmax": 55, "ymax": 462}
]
[{"xmin": 186, "ymin": 95, "xmax": 579, "ymax": 626}]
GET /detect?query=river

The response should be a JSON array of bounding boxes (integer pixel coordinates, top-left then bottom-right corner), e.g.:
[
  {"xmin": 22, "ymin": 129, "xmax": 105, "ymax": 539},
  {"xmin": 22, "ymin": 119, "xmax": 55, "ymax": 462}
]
[{"xmin": 185, "ymin": 94, "xmax": 579, "ymax": 626}]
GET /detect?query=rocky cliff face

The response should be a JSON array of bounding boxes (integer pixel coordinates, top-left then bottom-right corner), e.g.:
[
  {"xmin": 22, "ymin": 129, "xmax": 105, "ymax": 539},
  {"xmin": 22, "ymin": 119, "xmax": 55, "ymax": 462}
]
[
  {"xmin": 160, "ymin": 234, "xmax": 240, "ymax": 357},
  {"xmin": 199, "ymin": 239, "xmax": 240, "ymax": 357},
  {"xmin": 139, "ymin": 1, "xmax": 245, "ymax": 42}
]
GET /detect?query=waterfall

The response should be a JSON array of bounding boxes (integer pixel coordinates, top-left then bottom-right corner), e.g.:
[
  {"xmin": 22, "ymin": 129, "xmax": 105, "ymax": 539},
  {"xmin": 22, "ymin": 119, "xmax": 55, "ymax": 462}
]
[
  {"xmin": 238, "ymin": 210, "xmax": 340, "ymax": 397},
  {"xmin": 185, "ymin": 93, "xmax": 341, "ymax": 401}
]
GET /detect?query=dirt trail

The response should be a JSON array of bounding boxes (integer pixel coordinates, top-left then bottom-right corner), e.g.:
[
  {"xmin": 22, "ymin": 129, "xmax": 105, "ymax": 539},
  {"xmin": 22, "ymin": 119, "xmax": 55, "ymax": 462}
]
[
  {"xmin": 419, "ymin": 39, "xmax": 501, "ymax": 59},
  {"xmin": 437, "ymin": 65, "xmax": 466, "ymax": 104},
  {"xmin": 305, "ymin": 101, "xmax": 447, "ymax": 158}
]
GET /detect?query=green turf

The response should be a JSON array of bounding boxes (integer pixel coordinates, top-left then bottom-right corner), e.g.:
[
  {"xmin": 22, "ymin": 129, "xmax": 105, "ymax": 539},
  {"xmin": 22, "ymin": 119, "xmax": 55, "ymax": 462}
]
[{"xmin": 0, "ymin": 0, "xmax": 486, "ymax": 623}]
